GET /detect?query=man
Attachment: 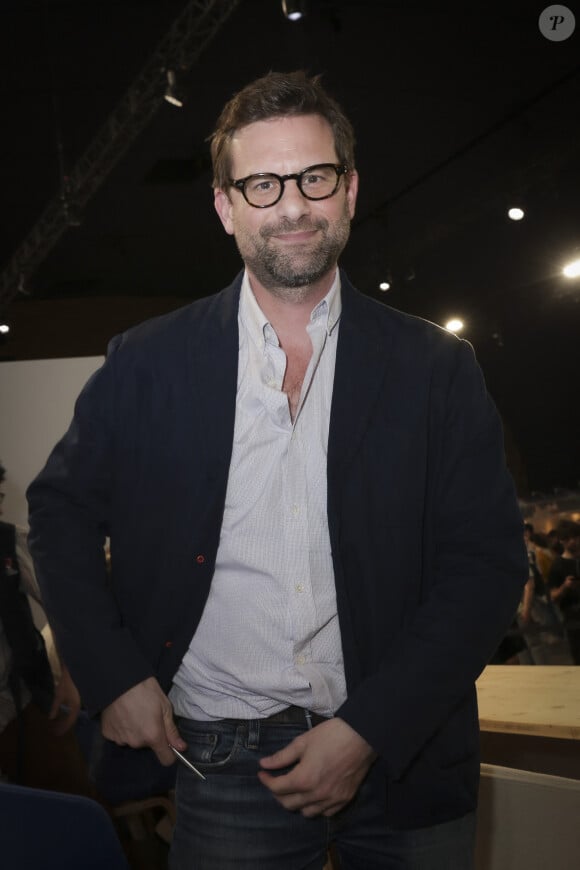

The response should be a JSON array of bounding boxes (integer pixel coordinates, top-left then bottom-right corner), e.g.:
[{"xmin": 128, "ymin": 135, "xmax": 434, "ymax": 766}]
[
  {"xmin": 0, "ymin": 462, "xmax": 82, "ymax": 788},
  {"xmin": 515, "ymin": 524, "xmax": 567, "ymax": 665},
  {"xmin": 27, "ymin": 71, "xmax": 527, "ymax": 868},
  {"xmin": 548, "ymin": 519, "xmax": 580, "ymax": 664}
]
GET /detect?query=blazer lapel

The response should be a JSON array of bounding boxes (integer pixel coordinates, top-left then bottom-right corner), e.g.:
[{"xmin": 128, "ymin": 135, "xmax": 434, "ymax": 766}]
[
  {"xmin": 328, "ymin": 274, "xmax": 394, "ymax": 500},
  {"xmin": 187, "ymin": 276, "xmax": 241, "ymax": 490}
]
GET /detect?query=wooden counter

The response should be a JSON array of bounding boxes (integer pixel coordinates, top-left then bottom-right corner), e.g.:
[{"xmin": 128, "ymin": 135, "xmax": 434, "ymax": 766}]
[{"xmin": 476, "ymin": 665, "xmax": 580, "ymax": 740}]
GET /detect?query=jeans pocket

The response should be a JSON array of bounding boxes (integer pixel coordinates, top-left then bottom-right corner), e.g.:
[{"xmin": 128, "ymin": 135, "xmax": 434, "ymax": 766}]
[{"xmin": 178, "ymin": 721, "xmax": 239, "ymax": 771}]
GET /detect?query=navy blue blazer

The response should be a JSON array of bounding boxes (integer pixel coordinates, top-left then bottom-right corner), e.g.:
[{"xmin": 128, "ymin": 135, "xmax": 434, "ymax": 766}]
[{"xmin": 27, "ymin": 271, "xmax": 527, "ymax": 827}]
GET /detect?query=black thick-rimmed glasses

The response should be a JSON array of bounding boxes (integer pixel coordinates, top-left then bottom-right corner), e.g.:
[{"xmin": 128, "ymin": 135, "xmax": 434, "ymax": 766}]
[{"xmin": 230, "ymin": 163, "xmax": 349, "ymax": 208}]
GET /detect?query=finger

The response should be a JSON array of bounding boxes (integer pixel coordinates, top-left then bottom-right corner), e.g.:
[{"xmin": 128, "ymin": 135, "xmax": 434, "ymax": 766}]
[
  {"xmin": 321, "ymin": 803, "xmax": 346, "ymax": 818},
  {"xmin": 260, "ymin": 741, "xmax": 301, "ymax": 771},
  {"xmin": 258, "ymin": 782, "xmax": 306, "ymax": 813},
  {"xmin": 150, "ymin": 739, "xmax": 178, "ymax": 766},
  {"xmin": 153, "ymin": 719, "xmax": 181, "ymax": 766},
  {"xmin": 298, "ymin": 796, "xmax": 347, "ymax": 818},
  {"xmin": 302, "ymin": 802, "xmax": 332, "ymax": 818},
  {"xmin": 257, "ymin": 768, "xmax": 308, "ymax": 798},
  {"xmin": 264, "ymin": 787, "xmax": 341, "ymax": 817}
]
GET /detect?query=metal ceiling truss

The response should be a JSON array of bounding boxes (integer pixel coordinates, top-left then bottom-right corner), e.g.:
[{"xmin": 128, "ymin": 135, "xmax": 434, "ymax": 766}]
[{"xmin": 0, "ymin": 0, "xmax": 240, "ymax": 308}]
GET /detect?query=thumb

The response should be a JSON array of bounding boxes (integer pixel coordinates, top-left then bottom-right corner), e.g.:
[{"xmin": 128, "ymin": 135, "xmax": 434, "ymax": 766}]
[
  {"xmin": 260, "ymin": 739, "xmax": 302, "ymax": 771},
  {"xmin": 164, "ymin": 708, "xmax": 187, "ymax": 752}
]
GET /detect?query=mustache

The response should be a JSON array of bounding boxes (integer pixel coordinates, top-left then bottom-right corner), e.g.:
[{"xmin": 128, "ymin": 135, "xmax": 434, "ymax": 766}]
[{"xmin": 260, "ymin": 216, "xmax": 328, "ymax": 239}]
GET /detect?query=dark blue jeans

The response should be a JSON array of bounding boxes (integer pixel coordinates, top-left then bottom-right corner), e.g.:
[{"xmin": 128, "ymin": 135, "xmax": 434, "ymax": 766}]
[{"xmin": 169, "ymin": 716, "xmax": 476, "ymax": 870}]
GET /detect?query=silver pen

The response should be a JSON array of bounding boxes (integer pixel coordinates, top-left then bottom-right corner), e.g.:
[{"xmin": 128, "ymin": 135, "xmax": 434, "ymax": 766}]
[{"xmin": 169, "ymin": 744, "xmax": 206, "ymax": 781}]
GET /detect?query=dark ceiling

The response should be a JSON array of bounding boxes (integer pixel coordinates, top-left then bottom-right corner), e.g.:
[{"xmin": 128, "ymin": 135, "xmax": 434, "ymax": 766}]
[{"xmin": 1, "ymin": 0, "xmax": 579, "ymax": 494}]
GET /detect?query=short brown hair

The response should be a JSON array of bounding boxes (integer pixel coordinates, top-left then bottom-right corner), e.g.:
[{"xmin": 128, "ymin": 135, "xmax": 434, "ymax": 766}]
[{"xmin": 209, "ymin": 70, "xmax": 356, "ymax": 190}]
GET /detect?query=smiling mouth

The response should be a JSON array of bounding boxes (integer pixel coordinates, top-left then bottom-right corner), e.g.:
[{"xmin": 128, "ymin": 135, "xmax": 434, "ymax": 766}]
[
  {"xmin": 263, "ymin": 218, "xmax": 326, "ymax": 242},
  {"xmin": 271, "ymin": 229, "xmax": 319, "ymax": 243}
]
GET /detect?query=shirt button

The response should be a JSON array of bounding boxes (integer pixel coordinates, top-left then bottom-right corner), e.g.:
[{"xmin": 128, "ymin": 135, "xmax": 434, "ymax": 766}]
[
  {"xmin": 291, "ymin": 504, "xmax": 300, "ymax": 516},
  {"xmin": 296, "ymin": 655, "xmax": 306, "ymax": 665},
  {"xmin": 295, "ymin": 584, "xmax": 304, "ymax": 593}
]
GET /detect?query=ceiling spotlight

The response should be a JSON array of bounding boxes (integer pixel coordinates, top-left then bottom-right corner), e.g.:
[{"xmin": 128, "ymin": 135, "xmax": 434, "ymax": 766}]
[
  {"xmin": 445, "ymin": 318, "xmax": 464, "ymax": 334},
  {"xmin": 562, "ymin": 258, "xmax": 580, "ymax": 278},
  {"xmin": 164, "ymin": 69, "xmax": 185, "ymax": 107},
  {"xmin": 379, "ymin": 281, "xmax": 390, "ymax": 292},
  {"xmin": 282, "ymin": 0, "xmax": 306, "ymax": 21},
  {"xmin": 507, "ymin": 207, "xmax": 525, "ymax": 221},
  {"xmin": 0, "ymin": 322, "xmax": 10, "ymax": 335}
]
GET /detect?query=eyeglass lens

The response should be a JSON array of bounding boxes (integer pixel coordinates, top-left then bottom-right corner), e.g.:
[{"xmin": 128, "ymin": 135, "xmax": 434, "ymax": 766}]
[{"xmin": 243, "ymin": 165, "xmax": 341, "ymax": 207}]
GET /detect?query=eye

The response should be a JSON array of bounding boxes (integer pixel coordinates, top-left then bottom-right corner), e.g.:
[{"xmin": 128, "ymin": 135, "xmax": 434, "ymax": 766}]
[
  {"xmin": 301, "ymin": 166, "xmax": 334, "ymax": 188},
  {"xmin": 302, "ymin": 172, "xmax": 325, "ymax": 186},
  {"xmin": 247, "ymin": 175, "xmax": 278, "ymax": 194}
]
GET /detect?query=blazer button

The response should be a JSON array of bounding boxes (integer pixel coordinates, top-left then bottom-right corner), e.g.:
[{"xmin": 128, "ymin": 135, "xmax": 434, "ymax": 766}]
[
  {"xmin": 196, "ymin": 554, "xmax": 205, "ymax": 564},
  {"xmin": 164, "ymin": 641, "xmax": 173, "ymax": 648}
]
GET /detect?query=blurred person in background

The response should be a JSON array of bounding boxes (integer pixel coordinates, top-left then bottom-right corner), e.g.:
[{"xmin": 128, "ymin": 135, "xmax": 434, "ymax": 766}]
[
  {"xmin": 548, "ymin": 520, "xmax": 580, "ymax": 664},
  {"xmin": 0, "ymin": 461, "xmax": 84, "ymax": 790}
]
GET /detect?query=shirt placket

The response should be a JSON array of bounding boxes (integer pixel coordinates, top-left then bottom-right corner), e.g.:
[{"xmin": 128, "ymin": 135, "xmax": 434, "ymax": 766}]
[
  {"xmin": 284, "ymin": 421, "xmax": 317, "ymax": 667},
  {"xmin": 285, "ymin": 316, "xmax": 329, "ymax": 668}
]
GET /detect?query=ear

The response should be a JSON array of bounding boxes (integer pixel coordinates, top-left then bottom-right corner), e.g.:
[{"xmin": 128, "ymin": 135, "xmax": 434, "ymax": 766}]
[
  {"xmin": 214, "ymin": 188, "xmax": 235, "ymax": 235},
  {"xmin": 345, "ymin": 169, "xmax": 359, "ymax": 220}
]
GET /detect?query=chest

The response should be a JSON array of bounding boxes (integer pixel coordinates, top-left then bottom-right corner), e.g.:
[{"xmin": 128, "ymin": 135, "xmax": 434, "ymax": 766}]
[{"xmin": 283, "ymin": 349, "xmax": 312, "ymax": 420}]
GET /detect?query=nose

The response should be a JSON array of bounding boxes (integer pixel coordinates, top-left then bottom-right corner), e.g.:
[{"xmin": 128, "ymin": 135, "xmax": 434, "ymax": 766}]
[{"xmin": 276, "ymin": 177, "xmax": 311, "ymax": 218}]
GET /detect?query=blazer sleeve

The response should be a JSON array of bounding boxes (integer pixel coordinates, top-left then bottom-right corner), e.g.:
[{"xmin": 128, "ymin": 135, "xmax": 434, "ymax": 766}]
[
  {"xmin": 27, "ymin": 336, "xmax": 154, "ymax": 715},
  {"xmin": 335, "ymin": 338, "xmax": 527, "ymax": 779}
]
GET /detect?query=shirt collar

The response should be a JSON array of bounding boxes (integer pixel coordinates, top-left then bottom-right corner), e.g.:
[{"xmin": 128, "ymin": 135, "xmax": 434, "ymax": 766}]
[
  {"xmin": 310, "ymin": 270, "xmax": 342, "ymax": 337},
  {"xmin": 239, "ymin": 269, "xmax": 342, "ymax": 350}
]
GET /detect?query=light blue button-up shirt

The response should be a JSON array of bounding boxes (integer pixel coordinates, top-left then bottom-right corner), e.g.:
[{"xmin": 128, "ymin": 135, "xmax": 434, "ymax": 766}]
[{"xmin": 170, "ymin": 271, "xmax": 347, "ymax": 720}]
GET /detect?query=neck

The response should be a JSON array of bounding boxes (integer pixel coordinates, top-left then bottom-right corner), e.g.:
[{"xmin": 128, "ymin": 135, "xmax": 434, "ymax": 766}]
[{"xmin": 247, "ymin": 269, "xmax": 336, "ymax": 339}]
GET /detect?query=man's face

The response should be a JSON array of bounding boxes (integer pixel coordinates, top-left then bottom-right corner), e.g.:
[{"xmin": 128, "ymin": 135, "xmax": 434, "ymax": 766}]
[{"xmin": 214, "ymin": 114, "xmax": 358, "ymax": 301}]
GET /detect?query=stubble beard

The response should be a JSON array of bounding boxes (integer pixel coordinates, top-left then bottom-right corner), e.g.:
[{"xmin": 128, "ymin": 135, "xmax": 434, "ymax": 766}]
[{"xmin": 235, "ymin": 205, "xmax": 352, "ymax": 304}]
